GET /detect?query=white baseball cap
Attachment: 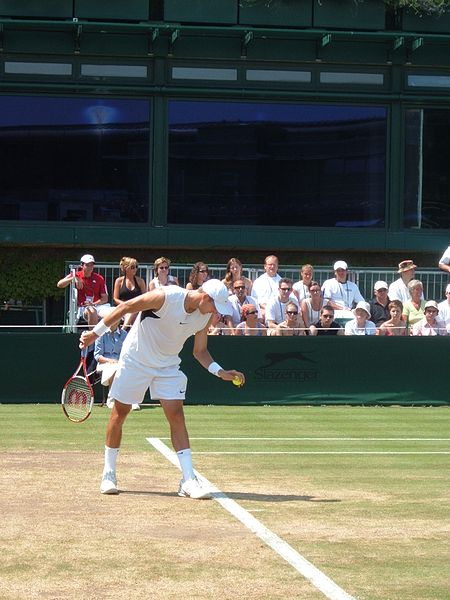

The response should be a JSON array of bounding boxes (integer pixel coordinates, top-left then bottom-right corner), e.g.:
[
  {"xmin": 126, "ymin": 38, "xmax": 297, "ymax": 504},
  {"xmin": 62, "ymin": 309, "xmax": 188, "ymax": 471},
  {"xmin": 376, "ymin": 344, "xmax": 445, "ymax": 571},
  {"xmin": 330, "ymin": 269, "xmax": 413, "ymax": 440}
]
[
  {"xmin": 334, "ymin": 260, "xmax": 348, "ymax": 271},
  {"xmin": 353, "ymin": 301, "xmax": 371, "ymax": 318},
  {"xmin": 80, "ymin": 254, "xmax": 95, "ymax": 264},
  {"xmin": 374, "ymin": 280, "xmax": 388, "ymax": 291},
  {"xmin": 202, "ymin": 279, "xmax": 233, "ymax": 316}
]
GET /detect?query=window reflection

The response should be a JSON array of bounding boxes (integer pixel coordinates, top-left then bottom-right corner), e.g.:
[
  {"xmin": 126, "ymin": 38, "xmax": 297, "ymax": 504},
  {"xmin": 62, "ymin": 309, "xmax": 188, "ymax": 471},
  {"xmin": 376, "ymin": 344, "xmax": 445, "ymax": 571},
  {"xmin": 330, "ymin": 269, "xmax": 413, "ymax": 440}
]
[
  {"xmin": 0, "ymin": 96, "xmax": 150, "ymax": 223},
  {"xmin": 168, "ymin": 100, "xmax": 386, "ymax": 227},
  {"xmin": 404, "ymin": 109, "xmax": 450, "ymax": 230}
]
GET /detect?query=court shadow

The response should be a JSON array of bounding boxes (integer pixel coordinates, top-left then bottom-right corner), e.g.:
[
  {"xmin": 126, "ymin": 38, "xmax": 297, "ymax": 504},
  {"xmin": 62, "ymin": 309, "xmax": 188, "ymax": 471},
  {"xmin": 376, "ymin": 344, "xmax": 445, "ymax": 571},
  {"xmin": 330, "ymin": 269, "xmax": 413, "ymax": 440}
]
[
  {"xmin": 119, "ymin": 489, "xmax": 178, "ymax": 497},
  {"xmin": 220, "ymin": 491, "xmax": 341, "ymax": 503}
]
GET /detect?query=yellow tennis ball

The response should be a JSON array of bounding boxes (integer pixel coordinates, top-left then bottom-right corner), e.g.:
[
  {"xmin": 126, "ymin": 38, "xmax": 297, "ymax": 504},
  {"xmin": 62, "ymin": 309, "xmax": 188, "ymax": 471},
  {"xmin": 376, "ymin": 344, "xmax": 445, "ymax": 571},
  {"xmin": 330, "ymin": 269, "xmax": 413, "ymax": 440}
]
[{"xmin": 232, "ymin": 376, "xmax": 241, "ymax": 386}]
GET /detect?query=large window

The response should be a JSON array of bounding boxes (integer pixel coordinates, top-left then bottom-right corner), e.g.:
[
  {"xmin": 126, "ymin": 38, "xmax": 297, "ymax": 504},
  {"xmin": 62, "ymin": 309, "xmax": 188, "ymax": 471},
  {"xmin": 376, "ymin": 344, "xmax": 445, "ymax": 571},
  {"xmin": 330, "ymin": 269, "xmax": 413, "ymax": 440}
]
[
  {"xmin": 168, "ymin": 100, "xmax": 387, "ymax": 227},
  {"xmin": 404, "ymin": 108, "xmax": 450, "ymax": 229},
  {"xmin": 0, "ymin": 96, "xmax": 150, "ymax": 222}
]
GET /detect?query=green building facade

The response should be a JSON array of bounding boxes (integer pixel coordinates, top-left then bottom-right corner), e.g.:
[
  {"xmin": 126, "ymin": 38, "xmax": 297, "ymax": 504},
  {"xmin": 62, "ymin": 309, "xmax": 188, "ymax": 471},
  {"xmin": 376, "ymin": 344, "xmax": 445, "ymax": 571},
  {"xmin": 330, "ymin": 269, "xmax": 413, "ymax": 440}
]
[{"xmin": 1, "ymin": 0, "xmax": 450, "ymax": 257}]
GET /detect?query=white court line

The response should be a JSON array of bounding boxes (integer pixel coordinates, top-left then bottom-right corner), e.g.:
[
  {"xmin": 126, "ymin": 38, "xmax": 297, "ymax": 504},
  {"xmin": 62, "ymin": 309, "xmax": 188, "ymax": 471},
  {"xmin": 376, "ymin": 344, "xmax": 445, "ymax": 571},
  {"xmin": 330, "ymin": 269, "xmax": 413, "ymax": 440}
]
[
  {"xmin": 158, "ymin": 437, "xmax": 450, "ymax": 441},
  {"xmin": 147, "ymin": 437, "xmax": 356, "ymax": 600},
  {"xmin": 193, "ymin": 451, "xmax": 450, "ymax": 455}
]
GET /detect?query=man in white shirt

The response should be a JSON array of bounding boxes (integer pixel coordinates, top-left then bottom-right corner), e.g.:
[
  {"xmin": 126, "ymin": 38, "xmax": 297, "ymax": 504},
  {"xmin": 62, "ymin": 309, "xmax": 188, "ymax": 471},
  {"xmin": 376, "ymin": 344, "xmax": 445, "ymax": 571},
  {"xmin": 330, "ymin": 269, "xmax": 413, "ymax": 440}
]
[
  {"xmin": 388, "ymin": 259, "xmax": 418, "ymax": 303},
  {"xmin": 321, "ymin": 260, "xmax": 364, "ymax": 311},
  {"xmin": 251, "ymin": 255, "xmax": 281, "ymax": 319},
  {"xmin": 438, "ymin": 283, "xmax": 450, "ymax": 328},
  {"xmin": 228, "ymin": 278, "xmax": 259, "ymax": 327},
  {"xmin": 438, "ymin": 246, "xmax": 450, "ymax": 274},
  {"xmin": 265, "ymin": 278, "xmax": 299, "ymax": 328}
]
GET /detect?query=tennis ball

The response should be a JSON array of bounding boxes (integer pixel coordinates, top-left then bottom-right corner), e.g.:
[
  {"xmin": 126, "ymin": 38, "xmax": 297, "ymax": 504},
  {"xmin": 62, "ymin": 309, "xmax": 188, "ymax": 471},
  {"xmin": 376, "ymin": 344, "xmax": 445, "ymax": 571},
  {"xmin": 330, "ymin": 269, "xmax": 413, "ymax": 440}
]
[{"xmin": 232, "ymin": 376, "xmax": 241, "ymax": 387}]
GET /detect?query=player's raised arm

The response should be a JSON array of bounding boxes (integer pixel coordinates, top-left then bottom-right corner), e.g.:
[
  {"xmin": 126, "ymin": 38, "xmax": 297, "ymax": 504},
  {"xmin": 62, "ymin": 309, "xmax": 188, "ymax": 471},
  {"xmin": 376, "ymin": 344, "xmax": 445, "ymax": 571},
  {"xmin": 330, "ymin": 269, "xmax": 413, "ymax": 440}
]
[{"xmin": 79, "ymin": 289, "xmax": 165, "ymax": 348}]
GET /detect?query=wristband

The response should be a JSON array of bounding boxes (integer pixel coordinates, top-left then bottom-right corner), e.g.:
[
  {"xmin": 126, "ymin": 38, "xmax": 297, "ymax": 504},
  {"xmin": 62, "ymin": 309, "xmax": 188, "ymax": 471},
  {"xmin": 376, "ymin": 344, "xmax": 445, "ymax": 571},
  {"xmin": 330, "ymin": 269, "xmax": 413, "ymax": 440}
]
[
  {"xmin": 93, "ymin": 320, "xmax": 110, "ymax": 337},
  {"xmin": 208, "ymin": 361, "xmax": 223, "ymax": 377}
]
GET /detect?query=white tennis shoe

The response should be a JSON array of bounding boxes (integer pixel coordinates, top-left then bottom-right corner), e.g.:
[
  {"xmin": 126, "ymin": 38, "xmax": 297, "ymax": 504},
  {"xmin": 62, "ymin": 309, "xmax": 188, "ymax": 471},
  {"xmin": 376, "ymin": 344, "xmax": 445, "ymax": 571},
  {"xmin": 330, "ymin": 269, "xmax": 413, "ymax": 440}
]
[
  {"xmin": 178, "ymin": 477, "xmax": 212, "ymax": 499},
  {"xmin": 100, "ymin": 471, "xmax": 118, "ymax": 495}
]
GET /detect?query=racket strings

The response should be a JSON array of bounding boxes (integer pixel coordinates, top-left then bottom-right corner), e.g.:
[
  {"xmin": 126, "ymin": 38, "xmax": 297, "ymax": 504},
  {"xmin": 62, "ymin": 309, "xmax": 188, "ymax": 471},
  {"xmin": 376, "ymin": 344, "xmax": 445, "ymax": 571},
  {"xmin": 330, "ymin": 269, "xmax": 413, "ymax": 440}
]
[{"xmin": 63, "ymin": 376, "xmax": 93, "ymax": 421}]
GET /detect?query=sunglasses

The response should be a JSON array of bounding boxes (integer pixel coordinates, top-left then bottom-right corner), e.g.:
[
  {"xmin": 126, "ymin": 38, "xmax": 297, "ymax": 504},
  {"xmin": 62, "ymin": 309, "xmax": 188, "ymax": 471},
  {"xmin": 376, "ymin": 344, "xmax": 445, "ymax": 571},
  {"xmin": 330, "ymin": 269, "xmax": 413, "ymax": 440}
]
[
  {"xmin": 246, "ymin": 311, "xmax": 257, "ymax": 316},
  {"xmin": 322, "ymin": 314, "xmax": 333, "ymax": 319},
  {"xmin": 234, "ymin": 285, "xmax": 246, "ymax": 290},
  {"xmin": 159, "ymin": 265, "xmax": 169, "ymax": 270},
  {"xmin": 129, "ymin": 265, "xmax": 138, "ymax": 269},
  {"xmin": 425, "ymin": 309, "xmax": 437, "ymax": 313},
  {"xmin": 199, "ymin": 269, "xmax": 208, "ymax": 273},
  {"xmin": 310, "ymin": 288, "xmax": 321, "ymax": 293},
  {"xmin": 286, "ymin": 311, "xmax": 298, "ymax": 315},
  {"xmin": 280, "ymin": 287, "xmax": 292, "ymax": 292}
]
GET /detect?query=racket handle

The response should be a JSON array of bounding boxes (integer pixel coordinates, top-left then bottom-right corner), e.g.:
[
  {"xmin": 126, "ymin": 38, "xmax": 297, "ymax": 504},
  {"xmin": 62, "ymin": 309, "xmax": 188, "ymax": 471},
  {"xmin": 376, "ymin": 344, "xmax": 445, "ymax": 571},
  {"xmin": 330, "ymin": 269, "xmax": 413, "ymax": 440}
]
[{"xmin": 80, "ymin": 347, "xmax": 88, "ymax": 359}]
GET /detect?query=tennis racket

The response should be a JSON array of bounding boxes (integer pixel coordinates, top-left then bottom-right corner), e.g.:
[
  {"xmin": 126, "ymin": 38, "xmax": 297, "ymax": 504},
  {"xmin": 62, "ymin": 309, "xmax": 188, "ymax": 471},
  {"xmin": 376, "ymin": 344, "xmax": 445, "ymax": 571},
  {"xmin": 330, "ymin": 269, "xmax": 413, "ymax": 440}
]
[{"xmin": 61, "ymin": 348, "xmax": 94, "ymax": 423}]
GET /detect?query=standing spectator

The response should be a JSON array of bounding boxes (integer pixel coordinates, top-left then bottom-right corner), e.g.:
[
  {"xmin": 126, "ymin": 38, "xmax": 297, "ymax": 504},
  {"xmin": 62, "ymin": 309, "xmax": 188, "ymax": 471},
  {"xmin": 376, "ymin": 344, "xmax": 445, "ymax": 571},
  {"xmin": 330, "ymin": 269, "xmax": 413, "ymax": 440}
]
[
  {"xmin": 438, "ymin": 246, "xmax": 450, "ymax": 274},
  {"xmin": 148, "ymin": 256, "xmax": 179, "ymax": 290},
  {"xmin": 235, "ymin": 304, "xmax": 267, "ymax": 336},
  {"xmin": 388, "ymin": 260, "xmax": 419, "ymax": 303},
  {"xmin": 293, "ymin": 264, "xmax": 314, "ymax": 303},
  {"xmin": 369, "ymin": 281, "xmax": 390, "ymax": 326},
  {"xmin": 321, "ymin": 260, "xmax": 364, "ymax": 311},
  {"xmin": 438, "ymin": 283, "xmax": 450, "ymax": 328},
  {"xmin": 228, "ymin": 279, "xmax": 259, "ymax": 327},
  {"xmin": 300, "ymin": 281, "xmax": 324, "ymax": 328},
  {"xmin": 275, "ymin": 302, "xmax": 306, "ymax": 336},
  {"xmin": 113, "ymin": 257, "xmax": 146, "ymax": 330},
  {"xmin": 412, "ymin": 301, "xmax": 448, "ymax": 336},
  {"xmin": 186, "ymin": 262, "xmax": 209, "ymax": 290},
  {"xmin": 378, "ymin": 300, "xmax": 408, "ymax": 336},
  {"xmin": 402, "ymin": 279, "xmax": 425, "ymax": 330},
  {"xmin": 309, "ymin": 305, "xmax": 344, "ymax": 336},
  {"xmin": 265, "ymin": 278, "xmax": 298, "ymax": 329},
  {"xmin": 222, "ymin": 258, "xmax": 252, "ymax": 295},
  {"xmin": 344, "ymin": 301, "xmax": 377, "ymax": 335},
  {"xmin": 251, "ymin": 255, "xmax": 282, "ymax": 320},
  {"xmin": 57, "ymin": 254, "xmax": 110, "ymax": 326}
]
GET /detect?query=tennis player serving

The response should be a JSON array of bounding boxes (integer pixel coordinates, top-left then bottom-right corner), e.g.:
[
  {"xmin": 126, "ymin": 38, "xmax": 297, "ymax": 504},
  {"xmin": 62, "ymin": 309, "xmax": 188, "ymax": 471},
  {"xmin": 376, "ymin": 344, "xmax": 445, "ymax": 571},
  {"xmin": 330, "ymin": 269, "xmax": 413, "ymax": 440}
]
[{"xmin": 80, "ymin": 279, "xmax": 245, "ymax": 499}]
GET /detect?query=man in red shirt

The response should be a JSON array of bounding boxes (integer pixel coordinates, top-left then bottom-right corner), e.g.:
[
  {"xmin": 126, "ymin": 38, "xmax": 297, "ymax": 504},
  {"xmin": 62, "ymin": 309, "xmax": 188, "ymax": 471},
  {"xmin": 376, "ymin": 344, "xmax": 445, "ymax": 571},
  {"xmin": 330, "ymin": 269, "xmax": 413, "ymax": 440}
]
[{"xmin": 57, "ymin": 254, "xmax": 110, "ymax": 326}]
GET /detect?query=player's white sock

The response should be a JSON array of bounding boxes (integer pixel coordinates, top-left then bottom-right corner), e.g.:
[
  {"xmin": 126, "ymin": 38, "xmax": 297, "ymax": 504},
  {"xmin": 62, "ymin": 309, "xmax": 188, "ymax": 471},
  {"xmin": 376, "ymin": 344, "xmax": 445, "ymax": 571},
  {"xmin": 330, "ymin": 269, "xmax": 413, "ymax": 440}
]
[
  {"xmin": 177, "ymin": 448, "xmax": 195, "ymax": 481},
  {"xmin": 103, "ymin": 446, "xmax": 119, "ymax": 476}
]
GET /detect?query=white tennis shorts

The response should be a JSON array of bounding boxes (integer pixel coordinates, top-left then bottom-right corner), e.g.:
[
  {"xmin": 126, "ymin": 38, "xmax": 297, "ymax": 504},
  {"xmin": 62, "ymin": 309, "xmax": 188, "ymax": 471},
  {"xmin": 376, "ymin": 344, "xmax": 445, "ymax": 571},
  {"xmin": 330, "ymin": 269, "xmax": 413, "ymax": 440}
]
[{"xmin": 109, "ymin": 356, "xmax": 188, "ymax": 405}]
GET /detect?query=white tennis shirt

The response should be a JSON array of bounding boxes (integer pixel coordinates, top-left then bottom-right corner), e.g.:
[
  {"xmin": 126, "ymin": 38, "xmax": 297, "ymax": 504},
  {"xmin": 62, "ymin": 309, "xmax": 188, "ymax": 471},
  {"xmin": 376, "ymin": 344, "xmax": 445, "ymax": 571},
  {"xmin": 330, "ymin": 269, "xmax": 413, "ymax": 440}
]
[{"xmin": 120, "ymin": 286, "xmax": 211, "ymax": 369}]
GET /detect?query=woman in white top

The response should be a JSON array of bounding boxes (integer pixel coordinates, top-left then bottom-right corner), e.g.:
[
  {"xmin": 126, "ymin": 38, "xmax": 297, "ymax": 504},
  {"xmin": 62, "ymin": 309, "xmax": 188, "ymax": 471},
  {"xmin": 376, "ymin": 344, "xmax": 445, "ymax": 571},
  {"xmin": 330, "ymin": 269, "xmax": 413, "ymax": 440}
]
[
  {"xmin": 293, "ymin": 264, "xmax": 314, "ymax": 302},
  {"xmin": 301, "ymin": 281, "xmax": 324, "ymax": 328},
  {"xmin": 148, "ymin": 256, "xmax": 179, "ymax": 291},
  {"xmin": 344, "ymin": 301, "xmax": 377, "ymax": 335}
]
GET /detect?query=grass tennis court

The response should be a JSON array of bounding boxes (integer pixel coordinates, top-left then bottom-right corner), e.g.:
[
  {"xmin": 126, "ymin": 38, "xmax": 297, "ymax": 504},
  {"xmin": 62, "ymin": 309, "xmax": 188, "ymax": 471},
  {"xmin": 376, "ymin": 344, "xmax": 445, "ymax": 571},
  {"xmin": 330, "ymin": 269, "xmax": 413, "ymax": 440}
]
[{"xmin": 1, "ymin": 404, "xmax": 449, "ymax": 600}]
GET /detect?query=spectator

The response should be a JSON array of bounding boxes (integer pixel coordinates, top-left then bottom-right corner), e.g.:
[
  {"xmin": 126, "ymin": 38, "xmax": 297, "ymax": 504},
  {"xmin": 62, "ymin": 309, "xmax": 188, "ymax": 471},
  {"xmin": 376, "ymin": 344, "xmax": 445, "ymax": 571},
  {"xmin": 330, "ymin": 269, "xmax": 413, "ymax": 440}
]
[
  {"xmin": 300, "ymin": 281, "xmax": 324, "ymax": 328},
  {"xmin": 235, "ymin": 304, "xmax": 267, "ymax": 336},
  {"xmin": 148, "ymin": 256, "xmax": 179, "ymax": 290},
  {"xmin": 228, "ymin": 278, "xmax": 259, "ymax": 327},
  {"xmin": 369, "ymin": 281, "xmax": 390, "ymax": 326},
  {"xmin": 438, "ymin": 245, "xmax": 450, "ymax": 274},
  {"xmin": 208, "ymin": 312, "xmax": 232, "ymax": 336},
  {"xmin": 251, "ymin": 255, "xmax": 282, "ymax": 320},
  {"xmin": 113, "ymin": 257, "xmax": 146, "ymax": 330},
  {"xmin": 94, "ymin": 316, "xmax": 139, "ymax": 410},
  {"xmin": 222, "ymin": 258, "xmax": 252, "ymax": 295},
  {"xmin": 275, "ymin": 302, "xmax": 306, "ymax": 336},
  {"xmin": 265, "ymin": 278, "xmax": 298, "ymax": 329},
  {"xmin": 388, "ymin": 260, "xmax": 419, "ymax": 303},
  {"xmin": 344, "ymin": 301, "xmax": 377, "ymax": 335},
  {"xmin": 402, "ymin": 279, "xmax": 425, "ymax": 330},
  {"xmin": 293, "ymin": 264, "xmax": 314, "ymax": 302},
  {"xmin": 378, "ymin": 300, "xmax": 408, "ymax": 336},
  {"xmin": 309, "ymin": 305, "xmax": 344, "ymax": 336},
  {"xmin": 412, "ymin": 301, "xmax": 448, "ymax": 336},
  {"xmin": 321, "ymin": 260, "xmax": 364, "ymax": 311},
  {"xmin": 57, "ymin": 253, "xmax": 110, "ymax": 326},
  {"xmin": 186, "ymin": 262, "xmax": 209, "ymax": 290},
  {"xmin": 438, "ymin": 283, "xmax": 450, "ymax": 328}
]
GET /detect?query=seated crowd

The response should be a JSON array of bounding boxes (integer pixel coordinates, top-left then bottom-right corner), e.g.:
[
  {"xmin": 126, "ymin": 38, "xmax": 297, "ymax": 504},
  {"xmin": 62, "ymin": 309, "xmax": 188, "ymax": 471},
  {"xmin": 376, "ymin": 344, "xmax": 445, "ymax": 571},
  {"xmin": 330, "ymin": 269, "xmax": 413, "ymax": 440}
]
[{"xmin": 58, "ymin": 253, "xmax": 450, "ymax": 337}]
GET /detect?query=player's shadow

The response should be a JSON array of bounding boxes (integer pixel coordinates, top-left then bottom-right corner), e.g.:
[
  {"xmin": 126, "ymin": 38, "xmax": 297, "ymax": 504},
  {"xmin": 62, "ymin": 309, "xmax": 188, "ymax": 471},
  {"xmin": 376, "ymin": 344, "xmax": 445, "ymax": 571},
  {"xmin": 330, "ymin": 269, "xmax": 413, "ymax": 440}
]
[{"xmin": 221, "ymin": 491, "xmax": 340, "ymax": 503}]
